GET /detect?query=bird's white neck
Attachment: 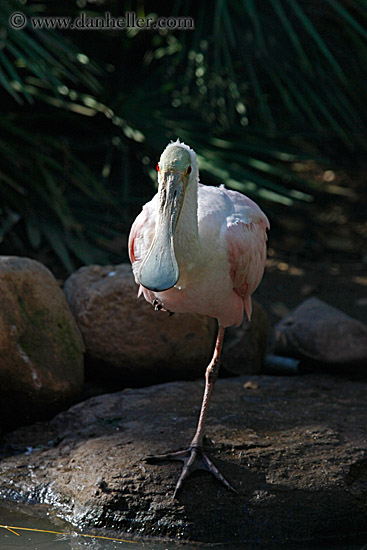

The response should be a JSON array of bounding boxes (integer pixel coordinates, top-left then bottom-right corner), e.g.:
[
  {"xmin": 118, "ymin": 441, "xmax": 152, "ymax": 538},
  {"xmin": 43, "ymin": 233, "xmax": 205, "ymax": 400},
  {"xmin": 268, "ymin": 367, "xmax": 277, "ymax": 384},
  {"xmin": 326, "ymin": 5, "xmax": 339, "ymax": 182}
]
[{"xmin": 173, "ymin": 176, "xmax": 201, "ymax": 281}]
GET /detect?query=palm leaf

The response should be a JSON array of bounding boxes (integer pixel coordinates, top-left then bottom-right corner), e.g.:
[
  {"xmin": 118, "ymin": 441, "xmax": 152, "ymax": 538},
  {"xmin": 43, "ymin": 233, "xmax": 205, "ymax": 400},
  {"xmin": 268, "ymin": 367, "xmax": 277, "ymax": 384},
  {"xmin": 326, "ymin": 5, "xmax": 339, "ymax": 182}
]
[
  {"xmin": 0, "ymin": 113, "xmax": 120, "ymax": 271},
  {"xmin": 150, "ymin": 0, "xmax": 367, "ymax": 151},
  {"xmin": 0, "ymin": 0, "xmax": 102, "ymax": 103}
]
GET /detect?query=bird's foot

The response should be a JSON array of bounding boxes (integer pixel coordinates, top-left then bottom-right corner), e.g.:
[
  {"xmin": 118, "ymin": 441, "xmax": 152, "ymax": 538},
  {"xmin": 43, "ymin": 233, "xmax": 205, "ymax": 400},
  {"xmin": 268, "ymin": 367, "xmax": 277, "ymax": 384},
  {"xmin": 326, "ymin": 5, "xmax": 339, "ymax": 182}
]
[
  {"xmin": 153, "ymin": 299, "xmax": 163, "ymax": 311},
  {"xmin": 152, "ymin": 299, "xmax": 175, "ymax": 316},
  {"xmin": 145, "ymin": 445, "xmax": 237, "ymax": 498}
]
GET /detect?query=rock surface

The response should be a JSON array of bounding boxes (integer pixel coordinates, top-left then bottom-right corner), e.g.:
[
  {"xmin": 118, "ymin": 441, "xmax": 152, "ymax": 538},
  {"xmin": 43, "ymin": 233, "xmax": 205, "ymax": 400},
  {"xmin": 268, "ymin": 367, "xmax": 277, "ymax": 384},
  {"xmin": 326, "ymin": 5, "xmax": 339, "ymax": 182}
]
[
  {"xmin": 64, "ymin": 264, "xmax": 267, "ymax": 385},
  {"xmin": 273, "ymin": 297, "xmax": 367, "ymax": 368},
  {"xmin": 0, "ymin": 375, "xmax": 366, "ymax": 545},
  {"xmin": 0, "ymin": 256, "xmax": 84, "ymax": 429}
]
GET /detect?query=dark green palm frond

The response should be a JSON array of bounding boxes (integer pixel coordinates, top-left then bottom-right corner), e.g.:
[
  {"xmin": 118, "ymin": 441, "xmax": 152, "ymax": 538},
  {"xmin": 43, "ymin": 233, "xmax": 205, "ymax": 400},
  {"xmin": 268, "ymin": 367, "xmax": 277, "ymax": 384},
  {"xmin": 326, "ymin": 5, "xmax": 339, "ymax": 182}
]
[
  {"xmin": 1, "ymin": 0, "xmax": 364, "ymax": 274},
  {"xmin": 0, "ymin": 0, "xmax": 102, "ymax": 103},
  {"xmin": 149, "ymin": 0, "xmax": 367, "ymax": 152},
  {"xmin": 0, "ymin": 115, "xmax": 117, "ymax": 271}
]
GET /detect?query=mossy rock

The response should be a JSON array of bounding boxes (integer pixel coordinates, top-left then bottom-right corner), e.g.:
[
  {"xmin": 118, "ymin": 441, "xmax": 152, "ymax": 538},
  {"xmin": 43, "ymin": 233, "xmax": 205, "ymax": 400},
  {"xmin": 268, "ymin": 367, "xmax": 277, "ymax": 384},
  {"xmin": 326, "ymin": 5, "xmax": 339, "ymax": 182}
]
[{"xmin": 0, "ymin": 256, "xmax": 84, "ymax": 429}]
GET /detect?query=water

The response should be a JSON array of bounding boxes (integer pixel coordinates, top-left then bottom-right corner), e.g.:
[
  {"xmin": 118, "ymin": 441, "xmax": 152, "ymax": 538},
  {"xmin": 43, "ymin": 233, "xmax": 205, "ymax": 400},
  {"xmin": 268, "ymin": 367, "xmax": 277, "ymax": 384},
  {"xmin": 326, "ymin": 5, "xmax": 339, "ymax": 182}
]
[
  {"xmin": 0, "ymin": 503, "xmax": 366, "ymax": 550},
  {"xmin": 0, "ymin": 504, "xmax": 146, "ymax": 550}
]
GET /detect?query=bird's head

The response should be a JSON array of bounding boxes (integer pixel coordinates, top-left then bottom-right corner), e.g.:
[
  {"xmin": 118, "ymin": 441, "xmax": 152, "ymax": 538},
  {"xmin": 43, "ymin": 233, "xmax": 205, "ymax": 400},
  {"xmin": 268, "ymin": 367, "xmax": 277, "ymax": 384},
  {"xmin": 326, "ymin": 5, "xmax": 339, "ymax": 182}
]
[{"xmin": 138, "ymin": 140, "xmax": 197, "ymax": 292}]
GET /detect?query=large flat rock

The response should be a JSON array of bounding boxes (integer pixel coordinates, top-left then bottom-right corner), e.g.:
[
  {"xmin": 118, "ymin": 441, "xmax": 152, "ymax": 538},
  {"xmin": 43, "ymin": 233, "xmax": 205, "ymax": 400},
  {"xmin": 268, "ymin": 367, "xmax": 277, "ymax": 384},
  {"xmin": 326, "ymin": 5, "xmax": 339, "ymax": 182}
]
[{"xmin": 0, "ymin": 375, "xmax": 366, "ymax": 545}]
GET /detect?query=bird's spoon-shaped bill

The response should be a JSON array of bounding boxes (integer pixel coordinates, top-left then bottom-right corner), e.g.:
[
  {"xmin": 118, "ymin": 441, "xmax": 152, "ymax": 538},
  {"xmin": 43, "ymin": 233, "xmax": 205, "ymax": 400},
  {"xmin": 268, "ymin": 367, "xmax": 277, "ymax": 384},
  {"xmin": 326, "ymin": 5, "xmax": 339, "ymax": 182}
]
[{"xmin": 138, "ymin": 172, "xmax": 183, "ymax": 292}]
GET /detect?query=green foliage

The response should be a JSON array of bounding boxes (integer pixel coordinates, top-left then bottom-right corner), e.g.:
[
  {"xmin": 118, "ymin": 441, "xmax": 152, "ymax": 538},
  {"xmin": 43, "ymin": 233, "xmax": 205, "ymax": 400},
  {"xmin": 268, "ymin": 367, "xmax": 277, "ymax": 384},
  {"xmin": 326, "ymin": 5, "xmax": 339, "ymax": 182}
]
[
  {"xmin": 0, "ymin": 0, "xmax": 365, "ymax": 271},
  {"xmin": 110, "ymin": 0, "xmax": 366, "ymax": 208},
  {"xmin": 0, "ymin": 0, "xmax": 101, "ymax": 102},
  {"xmin": 0, "ymin": 0, "xmax": 115, "ymax": 270},
  {"xmin": 161, "ymin": 0, "xmax": 367, "ymax": 149},
  {"xmin": 0, "ymin": 114, "xmax": 116, "ymax": 270}
]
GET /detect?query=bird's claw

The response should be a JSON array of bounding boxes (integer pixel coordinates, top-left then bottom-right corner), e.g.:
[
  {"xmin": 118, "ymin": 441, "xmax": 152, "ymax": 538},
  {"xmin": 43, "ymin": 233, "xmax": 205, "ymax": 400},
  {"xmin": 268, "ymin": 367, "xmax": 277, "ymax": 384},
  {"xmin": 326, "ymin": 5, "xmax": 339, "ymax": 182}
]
[
  {"xmin": 145, "ymin": 446, "xmax": 237, "ymax": 497},
  {"xmin": 153, "ymin": 299, "xmax": 163, "ymax": 311},
  {"xmin": 152, "ymin": 299, "xmax": 175, "ymax": 316}
]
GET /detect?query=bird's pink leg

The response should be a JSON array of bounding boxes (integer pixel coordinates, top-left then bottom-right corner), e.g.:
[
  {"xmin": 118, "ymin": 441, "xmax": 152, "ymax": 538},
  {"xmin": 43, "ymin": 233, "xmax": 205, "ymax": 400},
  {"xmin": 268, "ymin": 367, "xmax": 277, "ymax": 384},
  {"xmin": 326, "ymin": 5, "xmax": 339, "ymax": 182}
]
[
  {"xmin": 190, "ymin": 325, "xmax": 225, "ymax": 449},
  {"xmin": 146, "ymin": 326, "xmax": 237, "ymax": 497}
]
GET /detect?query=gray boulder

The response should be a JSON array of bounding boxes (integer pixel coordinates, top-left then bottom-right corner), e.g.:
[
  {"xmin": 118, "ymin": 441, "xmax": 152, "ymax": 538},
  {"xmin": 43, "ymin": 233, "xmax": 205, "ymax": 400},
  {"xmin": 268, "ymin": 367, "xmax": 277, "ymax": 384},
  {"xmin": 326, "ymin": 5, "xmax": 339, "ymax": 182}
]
[
  {"xmin": 0, "ymin": 256, "xmax": 84, "ymax": 429},
  {"xmin": 273, "ymin": 297, "xmax": 367, "ymax": 368}
]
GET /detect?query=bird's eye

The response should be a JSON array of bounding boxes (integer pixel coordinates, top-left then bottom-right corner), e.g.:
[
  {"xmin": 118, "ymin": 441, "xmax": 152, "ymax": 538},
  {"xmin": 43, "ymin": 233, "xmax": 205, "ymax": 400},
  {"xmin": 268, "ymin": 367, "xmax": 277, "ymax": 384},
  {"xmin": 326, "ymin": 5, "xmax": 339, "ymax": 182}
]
[
  {"xmin": 156, "ymin": 164, "xmax": 160, "ymax": 171},
  {"xmin": 187, "ymin": 166, "xmax": 192, "ymax": 175}
]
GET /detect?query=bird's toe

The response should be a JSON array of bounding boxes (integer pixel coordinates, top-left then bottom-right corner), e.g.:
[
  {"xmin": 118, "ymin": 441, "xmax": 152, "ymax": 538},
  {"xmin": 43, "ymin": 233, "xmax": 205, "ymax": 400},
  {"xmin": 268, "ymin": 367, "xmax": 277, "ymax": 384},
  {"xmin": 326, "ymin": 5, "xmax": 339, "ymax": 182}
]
[{"xmin": 145, "ymin": 446, "xmax": 237, "ymax": 497}]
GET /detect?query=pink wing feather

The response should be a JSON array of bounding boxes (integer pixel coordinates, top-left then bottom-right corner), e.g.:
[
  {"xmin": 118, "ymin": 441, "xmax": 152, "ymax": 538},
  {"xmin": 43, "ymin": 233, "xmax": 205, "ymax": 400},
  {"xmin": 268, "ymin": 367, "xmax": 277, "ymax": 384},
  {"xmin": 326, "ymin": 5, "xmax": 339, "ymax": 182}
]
[{"xmin": 224, "ymin": 189, "xmax": 269, "ymax": 321}]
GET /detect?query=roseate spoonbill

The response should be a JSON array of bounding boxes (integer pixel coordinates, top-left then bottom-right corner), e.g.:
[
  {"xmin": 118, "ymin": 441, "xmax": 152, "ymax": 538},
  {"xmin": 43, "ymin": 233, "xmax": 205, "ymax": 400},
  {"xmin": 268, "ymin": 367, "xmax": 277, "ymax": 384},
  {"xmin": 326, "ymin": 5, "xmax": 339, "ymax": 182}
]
[{"xmin": 129, "ymin": 139, "xmax": 269, "ymax": 496}]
